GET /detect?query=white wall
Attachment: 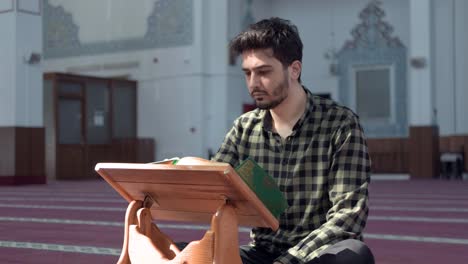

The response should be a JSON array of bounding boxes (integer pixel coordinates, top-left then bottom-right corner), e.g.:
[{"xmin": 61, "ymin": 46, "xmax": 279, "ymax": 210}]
[
  {"xmin": 433, "ymin": 0, "xmax": 456, "ymax": 135},
  {"xmin": 453, "ymin": 0, "xmax": 468, "ymax": 133},
  {"xmin": 431, "ymin": 0, "xmax": 468, "ymax": 135},
  {"xmin": 138, "ymin": 76, "xmax": 205, "ymax": 159},
  {"xmin": 0, "ymin": 5, "xmax": 43, "ymax": 127},
  {"xmin": 408, "ymin": 0, "xmax": 433, "ymax": 126},
  {"xmin": 227, "ymin": 0, "xmax": 257, "ymax": 108},
  {"xmin": 15, "ymin": 11, "xmax": 43, "ymax": 127},
  {"xmin": 0, "ymin": 12, "xmax": 16, "ymax": 126}
]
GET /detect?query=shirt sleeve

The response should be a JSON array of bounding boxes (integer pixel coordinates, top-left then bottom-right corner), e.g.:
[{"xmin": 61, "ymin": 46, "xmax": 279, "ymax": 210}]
[
  {"xmin": 211, "ymin": 119, "xmax": 241, "ymax": 168},
  {"xmin": 275, "ymin": 115, "xmax": 371, "ymax": 264}
]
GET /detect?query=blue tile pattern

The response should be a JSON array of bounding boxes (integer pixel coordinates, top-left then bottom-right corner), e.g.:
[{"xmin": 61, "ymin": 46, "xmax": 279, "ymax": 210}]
[
  {"xmin": 43, "ymin": 0, "xmax": 193, "ymax": 59},
  {"xmin": 337, "ymin": 1, "xmax": 407, "ymax": 137}
]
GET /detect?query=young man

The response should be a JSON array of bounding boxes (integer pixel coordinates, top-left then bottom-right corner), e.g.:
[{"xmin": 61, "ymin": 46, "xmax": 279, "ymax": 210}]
[{"xmin": 213, "ymin": 17, "xmax": 374, "ymax": 264}]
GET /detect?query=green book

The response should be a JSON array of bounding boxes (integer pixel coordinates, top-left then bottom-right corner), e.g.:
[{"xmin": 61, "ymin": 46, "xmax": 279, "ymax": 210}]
[{"xmin": 235, "ymin": 157, "xmax": 288, "ymax": 218}]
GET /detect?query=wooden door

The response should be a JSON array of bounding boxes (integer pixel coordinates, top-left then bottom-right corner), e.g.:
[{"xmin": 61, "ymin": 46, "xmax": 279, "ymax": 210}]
[
  {"xmin": 56, "ymin": 81, "xmax": 86, "ymax": 180},
  {"xmin": 85, "ymin": 79, "xmax": 112, "ymax": 177},
  {"xmin": 45, "ymin": 73, "xmax": 143, "ymax": 180}
]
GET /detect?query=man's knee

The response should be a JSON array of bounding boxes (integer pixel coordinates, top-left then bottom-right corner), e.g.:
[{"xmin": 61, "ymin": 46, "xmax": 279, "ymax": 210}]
[{"xmin": 313, "ymin": 239, "xmax": 374, "ymax": 264}]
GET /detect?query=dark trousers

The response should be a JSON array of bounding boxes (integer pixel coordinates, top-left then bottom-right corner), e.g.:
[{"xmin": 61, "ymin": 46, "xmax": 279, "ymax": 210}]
[{"xmin": 239, "ymin": 239, "xmax": 374, "ymax": 264}]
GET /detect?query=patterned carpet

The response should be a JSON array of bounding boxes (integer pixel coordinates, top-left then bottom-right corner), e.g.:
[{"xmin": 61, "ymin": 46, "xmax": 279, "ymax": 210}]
[{"xmin": 0, "ymin": 178, "xmax": 467, "ymax": 263}]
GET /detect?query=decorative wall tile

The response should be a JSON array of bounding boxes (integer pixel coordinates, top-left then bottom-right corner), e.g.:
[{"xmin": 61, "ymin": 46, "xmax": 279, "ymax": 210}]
[
  {"xmin": 337, "ymin": 1, "xmax": 407, "ymax": 138},
  {"xmin": 43, "ymin": 0, "xmax": 193, "ymax": 59}
]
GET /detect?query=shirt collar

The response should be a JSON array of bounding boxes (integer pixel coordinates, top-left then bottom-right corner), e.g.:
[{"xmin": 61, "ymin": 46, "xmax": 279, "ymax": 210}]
[{"xmin": 262, "ymin": 86, "xmax": 314, "ymax": 133}]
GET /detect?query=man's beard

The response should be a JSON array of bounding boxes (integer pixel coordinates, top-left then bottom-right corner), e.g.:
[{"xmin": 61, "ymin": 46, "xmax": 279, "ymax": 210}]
[{"xmin": 253, "ymin": 72, "xmax": 289, "ymax": 110}]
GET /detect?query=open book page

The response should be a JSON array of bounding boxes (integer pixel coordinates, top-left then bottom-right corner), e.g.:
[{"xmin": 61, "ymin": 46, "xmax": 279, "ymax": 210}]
[
  {"xmin": 150, "ymin": 156, "xmax": 226, "ymax": 166},
  {"xmin": 150, "ymin": 157, "xmax": 180, "ymax": 164},
  {"xmin": 175, "ymin": 157, "xmax": 227, "ymax": 166}
]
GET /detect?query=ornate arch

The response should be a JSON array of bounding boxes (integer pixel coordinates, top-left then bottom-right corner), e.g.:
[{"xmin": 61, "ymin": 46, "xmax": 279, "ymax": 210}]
[{"xmin": 337, "ymin": 1, "xmax": 407, "ymax": 137}]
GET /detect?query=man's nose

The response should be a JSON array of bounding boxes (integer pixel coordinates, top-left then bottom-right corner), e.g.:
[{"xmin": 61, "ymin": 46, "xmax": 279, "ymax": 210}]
[{"xmin": 247, "ymin": 73, "xmax": 260, "ymax": 89}]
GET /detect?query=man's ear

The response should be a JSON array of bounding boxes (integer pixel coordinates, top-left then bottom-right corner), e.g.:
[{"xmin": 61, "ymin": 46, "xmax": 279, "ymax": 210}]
[{"xmin": 289, "ymin": 60, "xmax": 302, "ymax": 81}]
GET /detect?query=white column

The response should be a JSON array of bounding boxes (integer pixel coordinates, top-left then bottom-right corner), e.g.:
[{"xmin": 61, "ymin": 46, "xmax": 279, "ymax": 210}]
[
  {"xmin": 0, "ymin": 0, "xmax": 44, "ymax": 184},
  {"xmin": 0, "ymin": 1, "xmax": 16, "ymax": 126},
  {"xmin": 0, "ymin": 0, "xmax": 43, "ymax": 127},
  {"xmin": 454, "ymin": 0, "xmax": 468, "ymax": 133},
  {"xmin": 408, "ymin": 0, "xmax": 434, "ymax": 126},
  {"xmin": 201, "ymin": 0, "xmax": 231, "ymax": 155},
  {"xmin": 15, "ymin": 0, "xmax": 43, "ymax": 127}
]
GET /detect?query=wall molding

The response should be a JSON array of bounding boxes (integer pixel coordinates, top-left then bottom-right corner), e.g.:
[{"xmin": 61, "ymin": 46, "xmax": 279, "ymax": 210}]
[
  {"xmin": 0, "ymin": 0, "xmax": 14, "ymax": 14},
  {"xmin": 17, "ymin": 0, "xmax": 42, "ymax": 16},
  {"xmin": 66, "ymin": 61, "xmax": 140, "ymax": 74}
]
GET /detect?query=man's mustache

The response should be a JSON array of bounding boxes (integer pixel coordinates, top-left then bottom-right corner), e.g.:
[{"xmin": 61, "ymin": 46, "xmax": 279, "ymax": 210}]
[{"xmin": 250, "ymin": 89, "xmax": 268, "ymax": 96}]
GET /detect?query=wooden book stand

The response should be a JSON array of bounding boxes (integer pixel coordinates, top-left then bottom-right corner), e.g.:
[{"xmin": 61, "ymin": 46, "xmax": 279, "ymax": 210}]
[{"xmin": 95, "ymin": 158, "xmax": 279, "ymax": 264}]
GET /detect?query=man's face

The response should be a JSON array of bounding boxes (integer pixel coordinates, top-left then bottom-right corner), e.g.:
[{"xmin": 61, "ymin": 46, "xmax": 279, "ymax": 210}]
[{"xmin": 241, "ymin": 49, "xmax": 290, "ymax": 110}]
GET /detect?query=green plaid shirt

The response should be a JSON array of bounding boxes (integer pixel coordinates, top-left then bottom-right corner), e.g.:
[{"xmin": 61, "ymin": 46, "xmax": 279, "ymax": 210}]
[{"xmin": 213, "ymin": 88, "xmax": 371, "ymax": 264}]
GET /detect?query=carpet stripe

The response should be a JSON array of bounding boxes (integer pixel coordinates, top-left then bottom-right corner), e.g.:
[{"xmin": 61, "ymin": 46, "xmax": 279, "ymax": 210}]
[
  {"xmin": 0, "ymin": 241, "xmax": 120, "ymax": 256},
  {"xmin": 2, "ymin": 203, "xmax": 468, "ymax": 213},
  {"xmin": 0, "ymin": 217, "xmax": 123, "ymax": 227},
  {"xmin": 1, "ymin": 215, "xmax": 462, "ymax": 225},
  {"xmin": 372, "ymin": 194, "xmax": 468, "ymax": 200},
  {"xmin": 365, "ymin": 234, "xmax": 468, "ymax": 245},
  {"xmin": 0, "ymin": 217, "xmax": 252, "ymax": 232},
  {"xmin": 2, "ymin": 216, "xmax": 468, "ymax": 230},
  {"xmin": 0, "ymin": 197, "xmax": 123, "ymax": 203},
  {"xmin": 0, "ymin": 204, "xmax": 124, "ymax": 211},
  {"xmin": 368, "ymin": 216, "xmax": 468, "ymax": 223},
  {"xmin": 1, "ymin": 233, "xmax": 467, "ymax": 256},
  {"xmin": 0, "ymin": 191, "xmax": 116, "ymax": 198},
  {"xmin": 2, "ymin": 196, "xmax": 467, "ymax": 205},
  {"xmin": 371, "ymin": 199, "xmax": 468, "ymax": 205},
  {"xmin": 372, "ymin": 206, "xmax": 468, "ymax": 212}
]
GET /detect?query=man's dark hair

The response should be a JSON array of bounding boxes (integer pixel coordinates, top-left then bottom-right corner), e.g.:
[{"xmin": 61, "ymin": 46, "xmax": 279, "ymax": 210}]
[{"xmin": 229, "ymin": 17, "xmax": 303, "ymax": 68}]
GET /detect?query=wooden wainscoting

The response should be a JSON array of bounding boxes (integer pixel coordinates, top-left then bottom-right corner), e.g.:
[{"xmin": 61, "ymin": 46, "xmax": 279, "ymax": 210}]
[
  {"xmin": 86, "ymin": 140, "xmax": 155, "ymax": 178},
  {"xmin": 86, "ymin": 144, "xmax": 114, "ymax": 179},
  {"xmin": 136, "ymin": 138, "xmax": 155, "ymax": 163},
  {"xmin": 409, "ymin": 126, "xmax": 440, "ymax": 178},
  {"xmin": 57, "ymin": 144, "xmax": 86, "ymax": 180},
  {"xmin": 367, "ymin": 137, "xmax": 409, "ymax": 173},
  {"xmin": 368, "ymin": 133, "xmax": 468, "ymax": 175},
  {"xmin": 0, "ymin": 127, "xmax": 45, "ymax": 185},
  {"xmin": 56, "ymin": 138, "xmax": 155, "ymax": 180}
]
